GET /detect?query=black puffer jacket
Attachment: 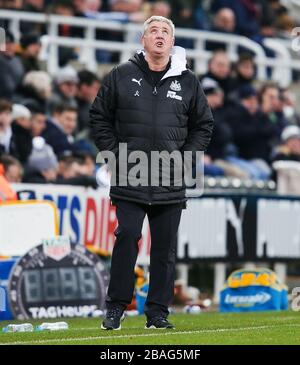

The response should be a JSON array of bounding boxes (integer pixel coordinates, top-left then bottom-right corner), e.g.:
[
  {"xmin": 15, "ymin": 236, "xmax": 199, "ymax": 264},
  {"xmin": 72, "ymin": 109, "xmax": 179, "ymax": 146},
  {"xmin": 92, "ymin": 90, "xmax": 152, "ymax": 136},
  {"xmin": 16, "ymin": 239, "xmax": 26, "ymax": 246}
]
[{"xmin": 89, "ymin": 47, "xmax": 214, "ymax": 205}]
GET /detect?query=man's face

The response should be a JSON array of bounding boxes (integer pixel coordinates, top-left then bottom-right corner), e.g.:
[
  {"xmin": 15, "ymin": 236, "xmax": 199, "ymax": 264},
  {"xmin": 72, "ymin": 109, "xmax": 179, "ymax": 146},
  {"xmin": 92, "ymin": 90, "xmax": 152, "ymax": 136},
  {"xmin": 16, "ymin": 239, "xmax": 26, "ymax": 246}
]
[
  {"xmin": 74, "ymin": 0, "xmax": 87, "ymax": 12},
  {"xmin": 57, "ymin": 110, "xmax": 77, "ymax": 135},
  {"xmin": 55, "ymin": 5, "xmax": 74, "ymax": 16},
  {"xmin": 142, "ymin": 21, "xmax": 174, "ymax": 58},
  {"xmin": 31, "ymin": 113, "xmax": 46, "ymax": 137},
  {"xmin": 210, "ymin": 54, "xmax": 231, "ymax": 79},
  {"xmin": 61, "ymin": 161, "xmax": 82, "ymax": 179},
  {"xmin": 215, "ymin": 9, "xmax": 235, "ymax": 32},
  {"xmin": 151, "ymin": 3, "xmax": 171, "ymax": 18},
  {"xmin": 25, "ymin": 43, "xmax": 41, "ymax": 57},
  {"xmin": 59, "ymin": 81, "xmax": 78, "ymax": 98},
  {"xmin": 242, "ymin": 96, "xmax": 258, "ymax": 114},
  {"xmin": 15, "ymin": 117, "xmax": 32, "ymax": 130},
  {"xmin": 86, "ymin": 0, "xmax": 102, "ymax": 12},
  {"xmin": 28, "ymin": 0, "xmax": 44, "ymax": 9},
  {"xmin": 0, "ymin": 110, "xmax": 12, "ymax": 133},
  {"xmin": 79, "ymin": 81, "xmax": 100, "ymax": 102},
  {"xmin": 5, "ymin": 164, "xmax": 22, "ymax": 183},
  {"xmin": 82, "ymin": 156, "xmax": 95, "ymax": 176},
  {"xmin": 238, "ymin": 60, "xmax": 254, "ymax": 80},
  {"xmin": 4, "ymin": 41, "xmax": 16, "ymax": 57},
  {"xmin": 264, "ymin": 87, "xmax": 280, "ymax": 111},
  {"xmin": 42, "ymin": 167, "xmax": 58, "ymax": 181},
  {"xmin": 207, "ymin": 90, "xmax": 224, "ymax": 109},
  {"xmin": 287, "ymin": 138, "xmax": 300, "ymax": 155}
]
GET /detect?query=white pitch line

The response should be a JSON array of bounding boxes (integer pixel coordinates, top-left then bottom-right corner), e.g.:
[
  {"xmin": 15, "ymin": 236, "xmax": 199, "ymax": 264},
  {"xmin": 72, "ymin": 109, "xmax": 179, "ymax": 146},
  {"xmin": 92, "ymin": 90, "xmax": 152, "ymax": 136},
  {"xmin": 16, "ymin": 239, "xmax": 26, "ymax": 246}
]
[{"xmin": 3, "ymin": 323, "xmax": 300, "ymax": 345}]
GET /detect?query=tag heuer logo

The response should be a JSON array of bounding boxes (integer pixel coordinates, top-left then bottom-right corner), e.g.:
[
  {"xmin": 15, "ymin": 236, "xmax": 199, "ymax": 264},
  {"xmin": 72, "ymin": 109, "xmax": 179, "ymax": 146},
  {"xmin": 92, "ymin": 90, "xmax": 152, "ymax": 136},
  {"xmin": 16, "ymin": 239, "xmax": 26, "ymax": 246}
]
[
  {"xmin": 43, "ymin": 236, "xmax": 71, "ymax": 261},
  {"xmin": 170, "ymin": 80, "xmax": 181, "ymax": 92}
]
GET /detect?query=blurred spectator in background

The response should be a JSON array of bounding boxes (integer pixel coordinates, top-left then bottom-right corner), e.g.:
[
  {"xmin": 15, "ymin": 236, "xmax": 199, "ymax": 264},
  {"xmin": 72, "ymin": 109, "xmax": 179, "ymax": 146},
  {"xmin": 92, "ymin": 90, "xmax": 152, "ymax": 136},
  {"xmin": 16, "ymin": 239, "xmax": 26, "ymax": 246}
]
[
  {"xmin": 51, "ymin": 0, "xmax": 80, "ymax": 66},
  {"xmin": 206, "ymin": 7, "xmax": 236, "ymax": 51},
  {"xmin": 251, "ymin": 18, "xmax": 277, "ymax": 60},
  {"xmin": 52, "ymin": 0, "xmax": 75, "ymax": 18},
  {"xmin": 23, "ymin": 137, "xmax": 58, "ymax": 183},
  {"xmin": 201, "ymin": 77, "xmax": 228, "ymax": 177},
  {"xmin": 201, "ymin": 51, "xmax": 234, "ymax": 98},
  {"xmin": 169, "ymin": 0, "xmax": 196, "ymax": 48},
  {"xmin": 150, "ymin": 1, "xmax": 171, "ymax": 18},
  {"xmin": 28, "ymin": 103, "xmax": 47, "ymax": 137},
  {"xmin": 266, "ymin": 0, "xmax": 295, "ymax": 38},
  {"xmin": 1, "ymin": 154, "xmax": 23, "ymax": 183},
  {"xmin": 48, "ymin": 66, "xmax": 79, "ymax": 114},
  {"xmin": 14, "ymin": 71, "xmax": 52, "ymax": 113},
  {"xmin": 231, "ymin": 53, "xmax": 255, "ymax": 90},
  {"xmin": 11, "ymin": 104, "xmax": 33, "ymax": 164},
  {"xmin": 169, "ymin": 0, "xmax": 195, "ymax": 29},
  {"xmin": 56, "ymin": 152, "xmax": 97, "ymax": 187},
  {"xmin": 0, "ymin": 161, "xmax": 17, "ymax": 201},
  {"xmin": 275, "ymin": 9, "xmax": 296, "ymax": 39},
  {"xmin": 0, "ymin": 31, "xmax": 24, "ymax": 101},
  {"xmin": 57, "ymin": 154, "xmax": 84, "ymax": 179},
  {"xmin": 86, "ymin": 0, "xmax": 102, "ymax": 13},
  {"xmin": 74, "ymin": 150, "xmax": 96, "ymax": 176},
  {"xmin": 109, "ymin": 0, "xmax": 145, "ymax": 19},
  {"xmin": 42, "ymin": 104, "xmax": 77, "ymax": 156},
  {"xmin": 74, "ymin": 0, "xmax": 89, "ymax": 17},
  {"xmin": 279, "ymin": 88, "xmax": 300, "ymax": 126},
  {"xmin": 0, "ymin": 1, "xmax": 22, "ymax": 29},
  {"xmin": 21, "ymin": 0, "xmax": 46, "ymax": 34},
  {"xmin": 0, "ymin": 100, "xmax": 31, "ymax": 165},
  {"xmin": 76, "ymin": 70, "xmax": 100, "ymax": 132},
  {"xmin": 213, "ymin": 7, "xmax": 236, "ymax": 34},
  {"xmin": 210, "ymin": 0, "xmax": 260, "ymax": 38},
  {"xmin": 85, "ymin": 0, "xmax": 146, "ymax": 62},
  {"xmin": 272, "ymin": 125, "xmax": 300, "ymax": 163},
  {"xmin": 23, "ymin": 0, "xmax": 44, "ymax": 14},
  {"xmin": 0, "ymin": 100, "xmax": 13, "ymax": 156},
  {"xmin": 86, "ymin": 0, "xmax": 146, "ymax": 22},
  {"xmin": 0, "ymin": 101, "xmax": 32, "ymax": 164},
  {"xmin": 18, "ymin": 33, "xmax": 41, "ymax": 73},
  {"xmin": 226, "ymin": 84, "xmax": 260, "ymax": 157},
  {"xmin": 23, "ymin": 137, "xmax": 98, "ymax": 186},
  {"xmin": 202, "ymin": 77, "xmax": 247, "ymax": 178},
  {"xmin": 225, "ymin": 84, "xmax": 273, "ymax": 179},
  {"xmin": 229, "ymin": 53, "xmax": 256, "ymax": 103},
  {"xmin": 258, "ymin": 82, "xmax": 287, "ymax": 141}
]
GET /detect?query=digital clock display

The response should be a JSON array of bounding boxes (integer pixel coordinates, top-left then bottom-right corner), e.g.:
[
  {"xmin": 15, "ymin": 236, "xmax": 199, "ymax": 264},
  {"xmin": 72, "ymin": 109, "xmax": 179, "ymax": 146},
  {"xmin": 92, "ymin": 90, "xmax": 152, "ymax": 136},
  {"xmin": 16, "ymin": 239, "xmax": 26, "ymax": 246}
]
[
  {"xmin": 23, "ymin": 267, "xmax": 99, "ymax": 303},
  {"xmin": 8, "ymin": 243, "xmax": 109, "ymax": 320}
]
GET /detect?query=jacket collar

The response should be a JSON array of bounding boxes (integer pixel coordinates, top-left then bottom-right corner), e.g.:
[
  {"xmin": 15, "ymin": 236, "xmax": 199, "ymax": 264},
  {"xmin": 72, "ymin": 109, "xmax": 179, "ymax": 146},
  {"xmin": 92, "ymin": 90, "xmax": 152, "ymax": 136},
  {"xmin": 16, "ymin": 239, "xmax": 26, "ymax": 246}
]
[{"xmin": 135, "ymin": 46, "xmax": 187, "ymax": 80}]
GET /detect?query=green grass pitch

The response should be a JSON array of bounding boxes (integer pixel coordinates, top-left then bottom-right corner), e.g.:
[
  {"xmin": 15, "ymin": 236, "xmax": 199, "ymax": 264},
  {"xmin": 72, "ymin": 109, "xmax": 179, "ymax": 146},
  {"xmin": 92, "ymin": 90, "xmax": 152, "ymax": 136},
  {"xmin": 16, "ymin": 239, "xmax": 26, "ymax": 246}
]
[{"xmin": 0, "ymin": 311, "xmax": 299, "ymax": 345}]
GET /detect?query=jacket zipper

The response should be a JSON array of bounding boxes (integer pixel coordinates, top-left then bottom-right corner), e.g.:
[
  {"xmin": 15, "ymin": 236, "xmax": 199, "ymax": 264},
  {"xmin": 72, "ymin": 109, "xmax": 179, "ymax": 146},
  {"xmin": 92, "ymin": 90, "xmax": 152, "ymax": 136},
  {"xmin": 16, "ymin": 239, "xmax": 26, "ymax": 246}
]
[
  {"xmin": 148, "ymin": 80, "xmax": 159, "ymax": 205},
  {"xmin": 131, "ymin": 58, "xmax": 173, "ymax": 205}
]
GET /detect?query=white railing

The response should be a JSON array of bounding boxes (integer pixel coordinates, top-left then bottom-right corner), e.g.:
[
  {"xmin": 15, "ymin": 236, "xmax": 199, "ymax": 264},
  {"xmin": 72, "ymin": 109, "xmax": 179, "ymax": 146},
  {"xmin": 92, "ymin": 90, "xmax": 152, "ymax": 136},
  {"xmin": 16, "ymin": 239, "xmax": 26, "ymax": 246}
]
[{"xmin": 1, "ymin": 10, "xmax": 300, "ymax": 86}]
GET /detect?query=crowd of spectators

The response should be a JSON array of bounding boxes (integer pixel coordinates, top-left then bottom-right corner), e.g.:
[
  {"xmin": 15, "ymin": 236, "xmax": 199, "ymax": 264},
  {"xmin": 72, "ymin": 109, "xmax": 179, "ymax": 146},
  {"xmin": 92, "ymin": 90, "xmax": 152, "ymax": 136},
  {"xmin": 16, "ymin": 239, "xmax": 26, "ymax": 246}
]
[
  {"xmin": 0, "ymin": 0, "xmax": 298, "ymax": 63},
  {"xmin": 1, "ymin": 0, "xmax": 300, "ymax": 188}
]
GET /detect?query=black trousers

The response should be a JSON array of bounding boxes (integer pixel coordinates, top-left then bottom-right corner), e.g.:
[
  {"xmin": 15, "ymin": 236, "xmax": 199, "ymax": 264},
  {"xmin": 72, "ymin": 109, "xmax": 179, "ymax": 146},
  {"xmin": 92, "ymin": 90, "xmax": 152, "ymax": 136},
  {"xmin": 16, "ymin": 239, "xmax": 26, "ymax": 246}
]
[{"xmin": 106, "ymin": 199, "xmax": 184, "ymax": 318}]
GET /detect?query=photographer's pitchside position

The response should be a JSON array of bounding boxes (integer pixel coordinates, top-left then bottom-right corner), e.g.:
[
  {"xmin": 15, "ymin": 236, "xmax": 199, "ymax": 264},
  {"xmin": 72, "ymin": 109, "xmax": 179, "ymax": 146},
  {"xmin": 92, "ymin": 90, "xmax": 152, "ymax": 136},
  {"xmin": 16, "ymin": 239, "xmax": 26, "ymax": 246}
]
[{"xmin": 89, "ymin": 16, "xmax": 214, "ymax": 330}]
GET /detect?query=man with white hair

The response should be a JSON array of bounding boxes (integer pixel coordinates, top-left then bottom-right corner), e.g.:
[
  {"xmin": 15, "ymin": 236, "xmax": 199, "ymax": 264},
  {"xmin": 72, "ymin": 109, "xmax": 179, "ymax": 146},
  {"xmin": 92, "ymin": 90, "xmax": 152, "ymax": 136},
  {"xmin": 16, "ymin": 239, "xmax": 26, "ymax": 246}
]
[
  {"xmin": 48, "ymin": 66, "xmax": 79, "ymax": 114},
  {"xmin": 10, "ymin": 104, "xmax": 33, "ymax": 164},
  {"xmin": 0, "ymin": 100, "xmax": 33, "ymax": 164},
  {"xmin": 272, "ymin": 125, "xmax": 300, "ymax": 163},
  {"xmin": 90, "ymin": 16, "xmax": 213, "ymax": 330}
]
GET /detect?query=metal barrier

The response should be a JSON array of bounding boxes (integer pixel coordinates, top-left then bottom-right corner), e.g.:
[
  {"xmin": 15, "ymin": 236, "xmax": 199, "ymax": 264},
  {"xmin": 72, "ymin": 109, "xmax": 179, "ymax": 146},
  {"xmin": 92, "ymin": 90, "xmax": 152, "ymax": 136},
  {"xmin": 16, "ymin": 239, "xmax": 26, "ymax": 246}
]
[{"xmin": 1, "ymin": 10, "xmax": 300, "ymax": 86}]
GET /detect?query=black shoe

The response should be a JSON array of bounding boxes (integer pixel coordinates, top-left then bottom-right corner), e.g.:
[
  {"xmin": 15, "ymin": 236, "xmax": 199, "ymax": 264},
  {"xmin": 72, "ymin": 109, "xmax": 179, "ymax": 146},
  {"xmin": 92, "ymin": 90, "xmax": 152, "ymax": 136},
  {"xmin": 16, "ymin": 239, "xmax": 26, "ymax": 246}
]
[
  {"xmin": 101, "ymin": 307, "xmax": 125, "ymax": 330},
  {"xmin": 145, "ymin": 316, "xmax": 174, "ymax": 329}
]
